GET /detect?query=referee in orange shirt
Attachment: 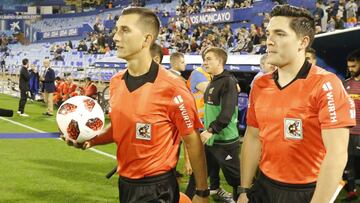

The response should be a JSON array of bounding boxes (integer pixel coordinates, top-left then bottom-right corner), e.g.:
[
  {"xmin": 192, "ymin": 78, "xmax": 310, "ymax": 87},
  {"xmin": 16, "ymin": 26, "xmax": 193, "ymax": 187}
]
[
  {"xmin": 238, "ymin": 5, "xmax": 355, "ymax": 203},
  {"xmin": 63, "ymin": 7, "xmax": 209, "ymax": 203}
]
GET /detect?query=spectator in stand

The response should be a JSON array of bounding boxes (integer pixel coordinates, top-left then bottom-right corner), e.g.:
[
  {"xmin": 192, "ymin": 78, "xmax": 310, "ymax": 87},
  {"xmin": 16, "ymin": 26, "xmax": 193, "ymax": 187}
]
[
  {"xmin": 79, "ymin": 77, "xmax": 98, "ymax": 100},
  {"xmin": 313, "ymin": 1, "xmax": 325, "ymax": 26},
  {"xmin": 335, "ymin": 14, "xmax": 345, "ymax": 29},
  {"xmin": 94, "ymin": 22, "xmax": 101, "ymax": 33},
  {"xmin": 88, "ymin": 43, "xmax": 99, "ymax": 54},
  {"xmin": 250, "ymin": 24, "xmax": 260, "ymax": 45},
  {"xmin": 98, "ymin": 32, "xmax": 106, "ymax": 48},
  {"xmin": 54, "ymin": 45, "xmax": 64, "ymax": 61},
  {"xmin": 68, "ymin": 40, "xmax": 73, "ymax": 49},
  {"xmin": 160, "ymin": 40, "xmax": 169, "ymax": 55},
  {"xmin": 345, "ymin": 0, "xmax": 358, "ymax": 23},
  {"xmin": 326, "ymin": 0, "xmax": 339, "ymax": 21},
  {"xmin": 77, "ymin": 40, "xmax": 88, "ymax": 52},
  {"xmin": 225, "ymin": 0, "xmax": 234, "ymax": 9},
  {"xmin": 255, "ymin": 38, "xmax": 267, "ymax": 54}
]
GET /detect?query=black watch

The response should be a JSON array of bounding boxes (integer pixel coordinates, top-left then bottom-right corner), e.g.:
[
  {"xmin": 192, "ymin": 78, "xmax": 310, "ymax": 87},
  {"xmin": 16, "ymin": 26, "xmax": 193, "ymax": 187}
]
[
  {"xmin": 195, "ymin": 188, "xmax": 210, "ymax": 197},
  {"xmin": 237, "ymin": 186, "xmax": 250, "ymax": 195}
]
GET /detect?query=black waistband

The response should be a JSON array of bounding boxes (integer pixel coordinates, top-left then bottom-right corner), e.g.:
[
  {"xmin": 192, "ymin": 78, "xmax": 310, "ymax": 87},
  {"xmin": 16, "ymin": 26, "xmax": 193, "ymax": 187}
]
[
  {"xmin": 259, "ymin": 171, "xmax": 316, "ymax": 189},
  {"xmin": 213, "ymin": 137, "xmax": 240, "ymax": 145},
  {"xmin": 119, "ymin": 170, "xmax": 175, "ymax": 185}
]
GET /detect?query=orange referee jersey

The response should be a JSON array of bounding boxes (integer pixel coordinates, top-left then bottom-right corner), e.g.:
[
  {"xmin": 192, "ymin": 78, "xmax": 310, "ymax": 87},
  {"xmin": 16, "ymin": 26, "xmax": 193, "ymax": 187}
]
[
  {"xmin": 247, "ymin": 61, "xmax": 356, "ymax": 184},
  {"xmin": 92, "ymin": 62, "xmax": 203, "ymax": 179}
]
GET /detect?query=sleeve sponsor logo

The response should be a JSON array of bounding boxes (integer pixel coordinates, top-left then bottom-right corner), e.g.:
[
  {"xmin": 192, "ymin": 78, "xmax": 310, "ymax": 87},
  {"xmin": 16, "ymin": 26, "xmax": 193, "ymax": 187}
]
[
  {"xmin": 174, "ymin": 95, "xmax": 193, "ymax": 128},
  {"xmin": 322, "ymin": 82, "xmax": 337, "ymax": 123}
]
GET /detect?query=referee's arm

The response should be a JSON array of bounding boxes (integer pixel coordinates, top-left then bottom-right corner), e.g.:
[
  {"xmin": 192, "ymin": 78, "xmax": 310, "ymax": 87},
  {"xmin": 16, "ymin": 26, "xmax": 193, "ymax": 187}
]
[
  {"xmin": 182, "ymin": 130, "xmax": 208, "ymax": 191},
  {"xmin": 310, "ymin": 128, "xmax": 349, "ymax": 203},
  {"xmin": 238, "ymin": 126, "xmax": 261, "ymax": 202}
]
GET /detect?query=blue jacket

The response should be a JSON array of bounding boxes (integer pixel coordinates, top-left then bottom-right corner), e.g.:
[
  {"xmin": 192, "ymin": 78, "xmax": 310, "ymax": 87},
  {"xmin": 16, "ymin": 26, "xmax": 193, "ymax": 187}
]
[{"xmin": 43, "ymin": 68, "xmax": 56, "ymax": 93}]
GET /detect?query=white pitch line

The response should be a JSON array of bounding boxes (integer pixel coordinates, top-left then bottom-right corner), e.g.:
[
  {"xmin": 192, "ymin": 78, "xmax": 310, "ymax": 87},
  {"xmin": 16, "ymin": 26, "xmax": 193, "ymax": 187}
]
[{"xmin": 0, "ymin": 117, "xmax": 116, "ymax": 160}]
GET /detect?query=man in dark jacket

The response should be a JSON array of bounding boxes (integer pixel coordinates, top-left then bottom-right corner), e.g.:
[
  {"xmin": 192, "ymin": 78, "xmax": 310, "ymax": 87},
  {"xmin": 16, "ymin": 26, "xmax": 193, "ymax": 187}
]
[
  {"xmin": 40, "ymin": 58, "xmax": 56, "ymax": 116},
  {"xmin": 17, "ymin": 58, "xmax": 30, "ymax": 116},
  {"xmin": 200, "ymin": 47, "xmax": 241, "ymax": 201}
]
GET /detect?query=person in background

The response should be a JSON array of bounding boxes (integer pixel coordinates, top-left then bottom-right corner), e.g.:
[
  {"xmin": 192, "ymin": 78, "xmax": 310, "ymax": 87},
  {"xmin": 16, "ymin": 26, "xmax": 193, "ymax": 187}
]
[
  {"xmin": 40, "ymin": 58, "xmax": 56, "ymax": 116},
  {"xmin": 150, "ymin": 43, "xmax": 164, "ymax": 64},
  {"xmin": 79, "ymin": 77, "xmax": 98, "ymax": 100},
  {"xmin": 29, "ymin": 64, "xmax": 39, "ymax": 102},
  {"xmin": 17, "ymin": 58, "xmax": 30, "ymax": 117},
  {"xmin": 305, "ymin": 47, "xmax": 317, "ymax": 65},
  {"xmin": 342, "ymin": 49, "xmax": 360, "ymax": 202}
]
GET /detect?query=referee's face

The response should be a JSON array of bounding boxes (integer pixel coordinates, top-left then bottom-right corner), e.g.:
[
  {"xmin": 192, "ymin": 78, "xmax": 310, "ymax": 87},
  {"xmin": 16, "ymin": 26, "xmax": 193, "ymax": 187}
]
[
  {"xmin": 113, "ymin": 14, "xmax": 145, "ymax": 60},
  {"xmin": 265, "ymin": 16, "xmax": 303, "ymax": 69}
]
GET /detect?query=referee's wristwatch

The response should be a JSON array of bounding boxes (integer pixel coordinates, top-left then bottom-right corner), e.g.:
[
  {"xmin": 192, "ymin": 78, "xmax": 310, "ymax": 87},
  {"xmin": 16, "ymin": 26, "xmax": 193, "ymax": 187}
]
[
  {"xmin": 195, "ymin": 188, "xmax": 210, "ymax": 197},
  {"xmin": 237, "ymin": 186, "xmax": 250, "ymax": 195}
]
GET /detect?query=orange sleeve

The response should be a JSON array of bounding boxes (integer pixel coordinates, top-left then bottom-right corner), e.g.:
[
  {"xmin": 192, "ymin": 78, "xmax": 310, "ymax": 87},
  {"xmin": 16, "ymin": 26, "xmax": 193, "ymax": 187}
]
[
  {"xmin": 246, "ymin": 84, "xmax": 259, "ymax": 128},
  {"xmin": 168, "ymin": 85, "xmax": 204, "ymax": 137},
  {"xmin": 317, "ymin": 74, "xmax": 356, "ymax": 129}
]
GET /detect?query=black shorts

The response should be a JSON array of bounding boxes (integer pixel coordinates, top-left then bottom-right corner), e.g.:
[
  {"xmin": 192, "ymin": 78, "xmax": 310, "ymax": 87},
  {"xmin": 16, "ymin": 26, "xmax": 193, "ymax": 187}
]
[
  {"xmin": 348, "ymin": 135, "xmax": 360, "ymax": 156},
  {"xmin": 205, "ymin": 139, "xmax": 241, "ymax": 188},
  {"xmin": 118, "ymin": 170, "xmax": 179, "ymax": 203},
  {"xmin": 247, "ymin": 171, "xmax": 315, "ymax": 203}
]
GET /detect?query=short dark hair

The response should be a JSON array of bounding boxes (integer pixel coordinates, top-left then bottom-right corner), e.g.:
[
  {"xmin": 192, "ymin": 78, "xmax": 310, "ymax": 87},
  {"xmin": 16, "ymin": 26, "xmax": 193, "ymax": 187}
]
[
  {"xmin": 86, "ymin": 77, "xmax": 92, "ymax": 81},
  {"xmin": 202, "ymin": 47, "xmax": 228, "ymax": 66},
  {"xmin": 121, "ymin": 7, "xmax": 160, "ymax": 45},
  {"xmin": 270, "ymin": 4, "xmax": 315, "ymax": 48},
  {"xmin": 347, "ymin": 49, "xmax": 360, "ymax": 62},
  {"xmin": 150, "ymin": 43, "xmax": 163, "ymax": 63},
  {"xmin": 170, "ymin": 52, "xmax": 184, "ymax": 62},
  {"xmin": 22, "ymin": 58, "xmax": 28, "ymax": 66}
]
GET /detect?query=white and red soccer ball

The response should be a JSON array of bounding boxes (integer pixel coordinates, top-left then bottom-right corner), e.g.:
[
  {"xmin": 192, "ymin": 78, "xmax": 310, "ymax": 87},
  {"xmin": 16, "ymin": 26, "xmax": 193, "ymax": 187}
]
[{"xmin": 56, "ymin": 96, "xmax": 105, "ymax": 143}]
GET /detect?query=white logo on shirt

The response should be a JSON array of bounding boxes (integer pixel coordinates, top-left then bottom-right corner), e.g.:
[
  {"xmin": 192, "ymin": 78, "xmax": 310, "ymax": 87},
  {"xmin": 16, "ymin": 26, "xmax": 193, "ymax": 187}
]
[
  {"xmin": 348, "ymin": 97, "xmax": 356, "ymax": 119},
  {"xmin": 225, "ymin": 155, "xmax": 233, "ymax": 161},
  {"xmin": 322, "ymin": 82, "xmax": 333, "ymax": 91},
  {"xmin": 209, "ymin": 87, "xmax": 214, "ymax": 94},
  {"xmin": 174, "ymin": 95, "xmax": 184, "ymax": 104},
  {"xmin": 174, "ymin": 95, "xmax": 193, "ymax": 128},
  {"xmin": 322, "ymin": 81, "xmax": 337, "ymax": 123},
  {"xmin": 284, "ymin": 118, "xmax": 303, "ymax": 140}
]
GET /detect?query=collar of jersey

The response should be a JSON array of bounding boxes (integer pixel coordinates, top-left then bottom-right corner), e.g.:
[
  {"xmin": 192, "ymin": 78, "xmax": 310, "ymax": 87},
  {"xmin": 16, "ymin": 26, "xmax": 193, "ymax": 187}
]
[
  {"xmin": 121, "ymin": 60, "xmax": 158, "ymax": 83},
  {"xmin": 272, "ymin": 60, "xmax": 312, "ymax": 90}
]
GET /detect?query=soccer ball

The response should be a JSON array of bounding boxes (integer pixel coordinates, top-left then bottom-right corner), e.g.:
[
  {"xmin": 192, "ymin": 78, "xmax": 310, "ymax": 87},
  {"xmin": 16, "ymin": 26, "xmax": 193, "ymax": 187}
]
[{"xmin": 56, "ymin": 96, "xmax": 105, "ymax": 143}]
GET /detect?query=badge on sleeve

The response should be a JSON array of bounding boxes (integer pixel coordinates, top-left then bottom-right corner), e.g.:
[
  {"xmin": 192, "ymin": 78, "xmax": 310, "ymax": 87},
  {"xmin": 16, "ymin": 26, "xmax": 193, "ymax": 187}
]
[
  {"xmin": 284, "ymin": 118, "xmax": 303, "ymax": 140},
  {"xmin": 136, "ymin": 123, "xmax": 151, "ymax": 141}
]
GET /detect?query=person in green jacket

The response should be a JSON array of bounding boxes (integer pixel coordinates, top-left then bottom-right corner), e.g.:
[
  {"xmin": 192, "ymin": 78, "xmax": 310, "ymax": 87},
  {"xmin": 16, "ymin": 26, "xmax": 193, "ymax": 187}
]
[{"xmin": 200, "ymin": 47, "xmax": 241, "ymax": 201}]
